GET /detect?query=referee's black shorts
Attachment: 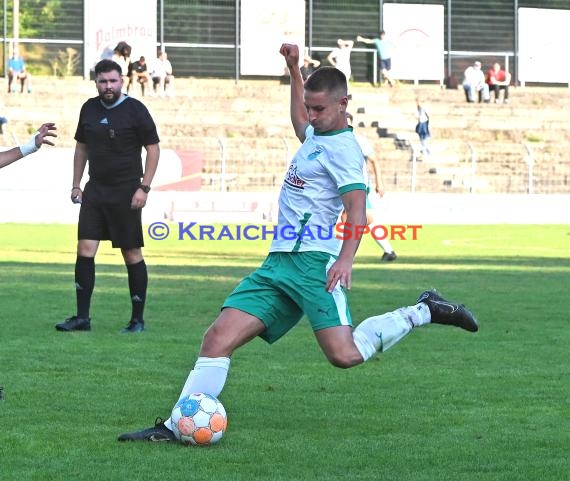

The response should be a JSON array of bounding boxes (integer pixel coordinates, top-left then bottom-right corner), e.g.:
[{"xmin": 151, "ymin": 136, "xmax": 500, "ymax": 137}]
[{"xmin": 78, "ymin": 180, "xmax": 144, "ymax": 249}]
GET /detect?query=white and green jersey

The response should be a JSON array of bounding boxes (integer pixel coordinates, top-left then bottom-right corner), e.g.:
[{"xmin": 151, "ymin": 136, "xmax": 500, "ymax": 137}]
[{"xmin": 269, "ymin": 124, "xmax": 366, "ymax": 255}]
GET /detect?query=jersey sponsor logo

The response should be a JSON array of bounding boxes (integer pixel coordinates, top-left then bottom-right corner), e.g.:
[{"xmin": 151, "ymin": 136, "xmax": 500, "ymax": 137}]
[
  {"xmin": 284, "ymin": 163, "xmax": 306, "ymax": 189},
  {"xmin": 99, "ymin": 117, "xmax": 109, "ymax": 124}
]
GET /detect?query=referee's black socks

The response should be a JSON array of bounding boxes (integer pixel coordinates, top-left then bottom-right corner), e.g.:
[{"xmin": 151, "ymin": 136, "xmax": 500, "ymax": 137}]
[
  {"xmin": 75, "ymin": 256, "xmax": 95, "ymax": 319},
  {"xmin": 127, "ymin": 260, "xmax": 148, "ymax": 322}
]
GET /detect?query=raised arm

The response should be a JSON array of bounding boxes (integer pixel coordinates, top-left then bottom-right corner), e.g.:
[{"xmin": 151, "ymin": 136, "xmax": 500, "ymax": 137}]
[
  {"xmin": 280, "ymin": 43, "xmax": 309, "ymax": 142},
  {"xmin": 356, "ymin": 35, "xmax": 374, "ymax": 45}
]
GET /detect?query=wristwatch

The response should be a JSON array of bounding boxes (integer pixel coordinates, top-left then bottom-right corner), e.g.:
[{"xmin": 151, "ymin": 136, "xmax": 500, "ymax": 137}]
[{"xmin": 139, "ymin": 184, "xmax": 151, "ymax": 194}]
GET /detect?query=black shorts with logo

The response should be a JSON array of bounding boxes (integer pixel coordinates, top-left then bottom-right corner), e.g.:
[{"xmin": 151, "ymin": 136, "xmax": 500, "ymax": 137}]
[{"xmin": 78, "ymin": 180, "xmax": 143, "ymax": 249}]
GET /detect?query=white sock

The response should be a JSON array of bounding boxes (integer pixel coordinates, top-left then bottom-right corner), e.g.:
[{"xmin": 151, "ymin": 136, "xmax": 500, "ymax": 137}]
[
  {"xmin": 375, "ymin": 237, "xmax": 394, "ymax": 254},
  {"xmin": 164, "ymin": 356, "xmax": 230, "ymax": 430},
  {"xmin": 352, "ymin": 304, "xmax": 431, "ymax": 361}
]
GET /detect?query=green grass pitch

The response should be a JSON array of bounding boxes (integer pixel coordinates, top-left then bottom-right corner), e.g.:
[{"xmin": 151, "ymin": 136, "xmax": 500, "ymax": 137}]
[{"xmin": 0, "ymin": 223, "xmax": 568, "ymax": 481}]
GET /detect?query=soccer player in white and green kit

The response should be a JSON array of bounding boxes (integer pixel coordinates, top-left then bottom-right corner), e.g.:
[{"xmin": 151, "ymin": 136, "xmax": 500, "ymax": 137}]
[{"xmin": 118, "ymin": 43, "xmax": 479, "ymax": 442}]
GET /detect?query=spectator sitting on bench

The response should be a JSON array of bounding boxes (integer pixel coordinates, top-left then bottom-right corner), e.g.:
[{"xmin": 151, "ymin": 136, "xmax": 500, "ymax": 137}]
[
  {"xmin": 150, "ymin": 51, "xmax": 174, "ymax": 97},
  {"xmin": 130, "ymin": 56, "xmax": 151, "ymax": 97},
  {"xmin": 462, "ymin": 61, "xmax": 489, "ymax": 103},
  {"xmin": 8, "ymin": 48, "xmax": 32, "ymax": 94},
  {"xmin": 487, "ymin": 62, "xmax": 511, "ymax": 104}
]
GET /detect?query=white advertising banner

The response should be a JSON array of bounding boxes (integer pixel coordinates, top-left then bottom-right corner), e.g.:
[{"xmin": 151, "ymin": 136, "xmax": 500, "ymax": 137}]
[
  {"xmin": 240, "ymin": 0, "xmax": 305, "ymax": 76},
  {"xmin": 519, "ymin": 8, "xmax": 570, "ymax": 86},
  {"xmin": 84, "ymin": 0, "xmax": 157, "ymax": 77},
  {"xmin": 383, "ymin": 3, "xmax": 444, "ymax": 82}
]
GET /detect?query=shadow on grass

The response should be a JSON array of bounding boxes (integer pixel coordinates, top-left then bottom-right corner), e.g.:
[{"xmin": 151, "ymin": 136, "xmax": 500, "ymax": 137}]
[
  {"xmin": 2, "ymin": 252, "xmax": 569, "ymax": 278},
  {"xmin": 359, "ymin": 254, "xmax": 569, "ymax": 269}
]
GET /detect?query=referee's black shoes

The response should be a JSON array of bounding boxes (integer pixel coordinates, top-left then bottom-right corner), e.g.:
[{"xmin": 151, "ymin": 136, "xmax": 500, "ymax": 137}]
[
  {"xmin": 121, "ymin": 319, "xmax": 145, "ymax": 333},
  {"xmin": 55, "ymin": 316, "xmax": 91, "ymax": 332}
]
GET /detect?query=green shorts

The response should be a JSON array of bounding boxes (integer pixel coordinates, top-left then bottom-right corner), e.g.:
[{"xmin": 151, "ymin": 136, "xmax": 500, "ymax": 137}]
[{"xmin": 222, "ymin": 251, "xmax": 353, "ymax": 344}]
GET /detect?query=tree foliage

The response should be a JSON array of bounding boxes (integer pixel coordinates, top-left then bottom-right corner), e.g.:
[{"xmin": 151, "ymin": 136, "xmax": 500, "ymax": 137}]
[{"xmin": 7, "ymin": 0, "xmax": 64, "ymax": 38}]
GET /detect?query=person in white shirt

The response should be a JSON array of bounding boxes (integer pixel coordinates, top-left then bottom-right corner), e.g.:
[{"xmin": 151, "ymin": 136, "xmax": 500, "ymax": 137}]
[
  {"xmin": 414, "ymin": 96, "xmax": 431, "ymax": 156},
  {"xmin": 327, "ymin": 39, "xmax": 354, "ymax": 82},
  {"xmin": 117, "ymin": 43, "xmax": 479, "ymax": 444},
  {"xmin": 462, "ymin": 61, "xmax": 490, "ymax": 103},
  {"xmin": 150, "ymin": 51, "xmax": 175, "ymax": 97},
  {"xmin": 111, "ymin": 41, "xmax": 132, "ymax": 94}
]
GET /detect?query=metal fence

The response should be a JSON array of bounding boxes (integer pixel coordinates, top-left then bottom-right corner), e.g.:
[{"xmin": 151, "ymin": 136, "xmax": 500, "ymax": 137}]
[
  {"xmin": 186, "ymin": 135, "xmax": 567, "ymax": 195},
  {"xmin": 2, "ymin": 0, "xmax": 570, "ymax": 83}
]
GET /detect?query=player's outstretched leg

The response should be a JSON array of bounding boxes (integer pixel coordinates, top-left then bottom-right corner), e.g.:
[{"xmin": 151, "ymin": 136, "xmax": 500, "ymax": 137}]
[
  {"xmin": 417, "ymin": 289, "xmax": 479, "ymax": 332},
  {"xmin": 353, "ymin": 289, "xmax": 478, "ymax": 361},
  {"xmin": 117, "ymin": 417, "xmax": 176, "ymax": 442}
]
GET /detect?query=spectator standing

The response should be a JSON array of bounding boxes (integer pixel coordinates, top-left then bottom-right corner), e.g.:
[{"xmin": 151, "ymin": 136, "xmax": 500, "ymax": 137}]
[
  {"xmin": 55, "ymin": 59, "xmax": 160, "ymax": 334},
  {"xmin": 487, "ymin": 62, "xmax": 511, "ymax": 104},
  {"xmin": 462, "ymin": 61, "xmax": 490, "ymax": 103},
  {"xmin": 151, "ymin": 51, "xmax": 175, "ymax": 97},
  {"xmin": 327, "ymin": 39, "xmax": 354, "ymax": 82},
  {"xmin": 414, "ymin": 97, "xmax": 431, "ymax": 157},
  {"xmin": 357, "ymin": 31, "xmax": 395, "ymax": 87},
  {"xmin": 7, "ymin": 48, "xmax": 32, "ymax": 94}
]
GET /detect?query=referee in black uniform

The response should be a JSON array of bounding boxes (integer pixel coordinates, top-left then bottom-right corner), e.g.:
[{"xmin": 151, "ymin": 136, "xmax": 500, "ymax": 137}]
[{"xmin": 56, "ymin": 59, "xmax": 160, "ymax": 333}]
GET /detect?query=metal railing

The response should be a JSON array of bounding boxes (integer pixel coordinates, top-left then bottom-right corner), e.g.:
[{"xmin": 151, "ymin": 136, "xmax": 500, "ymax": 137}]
[{"xmin": 195, "ymin": 137, "xmax": 549, "ymax": 195}]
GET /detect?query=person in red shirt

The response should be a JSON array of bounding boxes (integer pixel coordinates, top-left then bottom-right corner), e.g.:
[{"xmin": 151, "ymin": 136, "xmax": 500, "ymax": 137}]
[{"xmin": 487, "ymin": 62, "xmax": 511, "ymax": 104}]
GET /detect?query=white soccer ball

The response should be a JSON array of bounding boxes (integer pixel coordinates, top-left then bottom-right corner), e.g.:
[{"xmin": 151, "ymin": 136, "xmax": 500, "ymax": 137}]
[{"xmin": 170, "ymin": 392, "xmax": 227, "ymax": 445}]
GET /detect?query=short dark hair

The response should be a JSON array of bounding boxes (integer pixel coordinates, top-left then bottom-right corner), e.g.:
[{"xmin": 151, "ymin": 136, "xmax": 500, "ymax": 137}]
[
  {"xmin": 304, "ymin": 66, "xmax": 347, "ymax": 98},
  {"xmin": 94, "ymin": 59, "xmax": 122, "ymax": 76}
]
